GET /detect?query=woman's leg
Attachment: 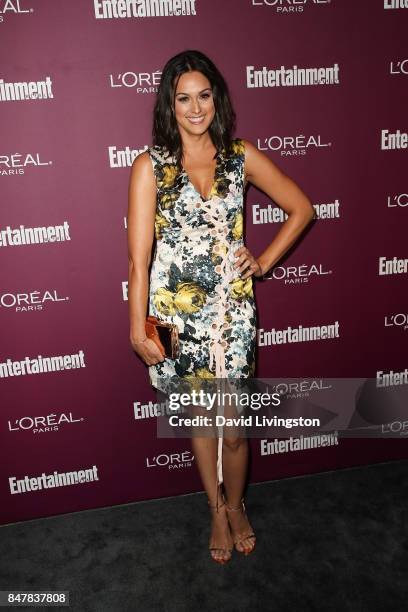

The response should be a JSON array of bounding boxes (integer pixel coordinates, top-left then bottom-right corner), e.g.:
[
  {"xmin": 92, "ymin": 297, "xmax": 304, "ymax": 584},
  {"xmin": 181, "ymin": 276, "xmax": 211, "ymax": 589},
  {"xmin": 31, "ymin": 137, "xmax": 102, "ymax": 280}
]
[
  {"xmin": 221, "ymin": 391, "xmax": 256, "ymax": 554},
  {"xmin": 191, "ymin": 434, "xmax": 233, "ymax": 563},
  {"xmin": 222, "ymin": 436, "xmax": 255, "ymax": 553}
]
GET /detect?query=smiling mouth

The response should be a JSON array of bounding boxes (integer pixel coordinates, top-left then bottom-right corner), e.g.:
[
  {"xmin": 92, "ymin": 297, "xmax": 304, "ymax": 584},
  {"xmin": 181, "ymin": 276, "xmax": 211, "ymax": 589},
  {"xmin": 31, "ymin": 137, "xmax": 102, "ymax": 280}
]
[{"xmin": 187, "ymin": 115, "xmax": 205, "ymax": 124}]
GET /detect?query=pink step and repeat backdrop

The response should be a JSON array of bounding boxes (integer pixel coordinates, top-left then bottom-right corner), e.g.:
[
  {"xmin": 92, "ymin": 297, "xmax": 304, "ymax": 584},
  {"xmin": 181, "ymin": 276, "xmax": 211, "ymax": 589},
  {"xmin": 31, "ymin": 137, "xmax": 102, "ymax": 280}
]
[{"xmin": 1, "ymin": 0, "xmax": 407, "ymax": 526}]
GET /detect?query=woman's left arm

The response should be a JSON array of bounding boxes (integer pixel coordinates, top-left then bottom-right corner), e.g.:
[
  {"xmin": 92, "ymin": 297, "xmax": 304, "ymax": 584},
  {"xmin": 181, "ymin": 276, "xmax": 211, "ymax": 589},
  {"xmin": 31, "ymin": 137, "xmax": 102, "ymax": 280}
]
[{"xmin": 234, "ymin": 139, "xmax": 315, "ymax": 280}]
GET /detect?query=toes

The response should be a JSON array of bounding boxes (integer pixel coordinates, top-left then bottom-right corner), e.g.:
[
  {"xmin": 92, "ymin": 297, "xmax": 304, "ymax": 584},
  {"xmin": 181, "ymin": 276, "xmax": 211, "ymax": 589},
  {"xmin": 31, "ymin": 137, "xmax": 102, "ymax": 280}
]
[
  {"xmin": 243, "ymin": 537, "xmax": 255, "ymax": 554},
  {"xmin": 235, "ymin": 540, "xmax": 245, "ymax": 553},
  {"xmin": 211, "ymin": 548, "xmax": 224, "ymax": 563}
]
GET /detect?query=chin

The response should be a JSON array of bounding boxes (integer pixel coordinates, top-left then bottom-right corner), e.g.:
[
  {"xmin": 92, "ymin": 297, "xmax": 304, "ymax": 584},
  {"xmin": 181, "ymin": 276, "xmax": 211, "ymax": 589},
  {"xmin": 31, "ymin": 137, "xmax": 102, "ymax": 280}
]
[{"xmin": 185, "ymin": 122, "xmax": 212, "ymax": 135}]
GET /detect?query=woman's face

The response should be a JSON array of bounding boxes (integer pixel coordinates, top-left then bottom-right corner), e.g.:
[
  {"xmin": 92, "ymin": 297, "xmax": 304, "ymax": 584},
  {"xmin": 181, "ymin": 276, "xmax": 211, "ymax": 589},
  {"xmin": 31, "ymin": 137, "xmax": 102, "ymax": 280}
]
[{"xmin": 173, "ymin": 70, "xmax": 216, "ymax": 138}]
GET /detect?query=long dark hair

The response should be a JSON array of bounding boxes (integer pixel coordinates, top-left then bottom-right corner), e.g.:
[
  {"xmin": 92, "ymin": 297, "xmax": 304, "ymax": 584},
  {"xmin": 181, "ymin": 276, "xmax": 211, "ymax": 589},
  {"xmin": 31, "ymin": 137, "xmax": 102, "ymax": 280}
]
[{"xmin": 152, "ymin": 49, "xmax": 236, "ymax": 167}]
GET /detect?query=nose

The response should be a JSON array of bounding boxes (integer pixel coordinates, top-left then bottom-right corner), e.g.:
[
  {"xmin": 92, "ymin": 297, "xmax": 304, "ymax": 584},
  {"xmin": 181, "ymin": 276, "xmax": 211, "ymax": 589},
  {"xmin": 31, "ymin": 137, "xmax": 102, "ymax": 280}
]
[{"xmin": 191, "ymin": 97, "xmax": 201, "ymax": 114}]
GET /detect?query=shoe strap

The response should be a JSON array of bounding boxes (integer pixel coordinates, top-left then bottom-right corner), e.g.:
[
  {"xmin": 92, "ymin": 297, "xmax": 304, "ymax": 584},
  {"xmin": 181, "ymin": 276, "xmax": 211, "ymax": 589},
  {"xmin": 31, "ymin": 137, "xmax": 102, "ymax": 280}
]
[{"xmin": 225, "ymin": 498, "xmax": 246, "ymax": 512}]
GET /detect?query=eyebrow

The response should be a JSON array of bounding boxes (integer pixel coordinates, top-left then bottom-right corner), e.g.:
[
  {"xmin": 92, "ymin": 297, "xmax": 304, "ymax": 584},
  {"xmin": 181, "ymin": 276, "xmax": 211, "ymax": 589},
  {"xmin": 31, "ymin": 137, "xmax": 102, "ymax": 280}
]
[{"xmin": 175, "ymin": 88, "xmax": 212, "ymax": 96}]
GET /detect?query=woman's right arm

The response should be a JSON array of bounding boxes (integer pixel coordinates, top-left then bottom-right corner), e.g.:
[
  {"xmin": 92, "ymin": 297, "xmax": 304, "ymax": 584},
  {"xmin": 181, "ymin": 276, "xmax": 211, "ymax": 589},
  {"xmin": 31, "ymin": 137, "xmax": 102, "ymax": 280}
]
[{"xmin": 127, "ymin": 152, "xmax": 165, "ymax": 366}]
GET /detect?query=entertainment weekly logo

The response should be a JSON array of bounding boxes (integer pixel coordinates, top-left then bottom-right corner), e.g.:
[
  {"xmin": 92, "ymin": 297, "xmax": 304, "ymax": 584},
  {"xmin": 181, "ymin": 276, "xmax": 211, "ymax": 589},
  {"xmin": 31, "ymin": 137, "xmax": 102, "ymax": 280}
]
[
  {"xmin": 0, "ymin": 289, "xmax": 69, "ymax": 313},
  {"xmin": 260, "ymin": 432, "xmax": 339, "ymax": 456},
  {"xmin": 247, "ymin": 63, "xmax": 339, "ymax": 88},
  {"xmin": 257, "ymin": 134, "xmax": 331, "ymax": 156},
  {"xmin": 134, "ymin": 399, "xmax": 187, "ymax": 420},
  {"xmin": 109, "ymin": 69, "xmax": 161, "ymax": 94},
  {"xmin": 94, "ymin": 0, "xmax": 197, "ymax": 19},
  {"xmin": 252, "ymin": 199, "xmax": 340, "ymax": 223},
  {"xmin": 109, "ymin": 145, "xmax": 148, "ymax": 168},
  {"xmin": 376, "ymin": 367, "xmax": 408, "ymax": 388},
  {"xmin": 378, "ymin": 256, "xmax": 408, "ymax": 276},
  {"xmin": 0, "ymin": 350, "xmax": 86, "ymax": 379},
  {"xmin": 0, "ymin": 0, "xmax": 33, "ymax": 24},
  {"xmin": 0, "ymin": 222, "xmax": 71, "ymax": 248},
  {"xmin": 381, "ymin": 129, "xmax": 408, "ymax": 150},
  {"xmin": 257, "ymin": 321, "xmax": 340, "ymax": 346},
  {"xmin": 0, "ymin": 76, "xmax": 53, "ymax": 102},
  {"xmin": 0, "ymin": 152, "xmax": 52, "ymax": 176},
  {"xmin": 384, "ymin": 0, "xmax": 408, "ymax": 9},
  {"xmin": 8, "ymin": 411, "xmax": 84, "ymax": 435},
  {"xmin": 251, "ymin": 0, "xmax": 331, "ymax": 13},
  {"xmin": 9, "ymin": 465, "xmax": 99, "ymax": 495}
]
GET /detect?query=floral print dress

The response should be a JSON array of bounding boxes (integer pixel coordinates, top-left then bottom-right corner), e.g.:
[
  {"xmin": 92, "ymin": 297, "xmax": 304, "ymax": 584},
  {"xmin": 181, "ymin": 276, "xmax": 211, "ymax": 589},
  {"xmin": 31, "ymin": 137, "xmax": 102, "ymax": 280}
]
[{"xmin": 147, "ymin": 138, "xmax": 257, "ymax": 488}]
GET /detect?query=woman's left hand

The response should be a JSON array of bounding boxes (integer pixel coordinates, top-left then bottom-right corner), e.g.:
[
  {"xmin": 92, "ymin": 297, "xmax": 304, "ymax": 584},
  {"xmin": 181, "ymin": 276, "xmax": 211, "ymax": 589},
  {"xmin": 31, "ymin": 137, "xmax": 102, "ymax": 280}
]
[{"xmin": 233, "ymin": 246, "xmax": 264, "ymax": 279}]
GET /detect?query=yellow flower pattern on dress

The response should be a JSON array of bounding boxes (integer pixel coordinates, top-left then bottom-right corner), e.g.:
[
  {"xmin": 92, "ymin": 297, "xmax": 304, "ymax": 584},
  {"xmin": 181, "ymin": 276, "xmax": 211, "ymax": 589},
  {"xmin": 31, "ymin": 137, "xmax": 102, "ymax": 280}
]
[
  {"xmin": 230, "ymin": 277, "xmax": 254, "ymax": 300},
  {"xmin": 155, "ymin": 211, "xmax": 170, "ymax": 240},
  {"xmin": 231, "ymin": 211, "xmax": 243, "ymax": 240}
]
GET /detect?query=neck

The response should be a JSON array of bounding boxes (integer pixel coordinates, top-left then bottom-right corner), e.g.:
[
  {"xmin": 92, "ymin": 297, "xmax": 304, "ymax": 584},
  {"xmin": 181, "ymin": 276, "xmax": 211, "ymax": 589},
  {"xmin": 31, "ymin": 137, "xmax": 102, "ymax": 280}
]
[{"xmin": 179, "ymin": 129, "xmax": 215, "ymax": 157}]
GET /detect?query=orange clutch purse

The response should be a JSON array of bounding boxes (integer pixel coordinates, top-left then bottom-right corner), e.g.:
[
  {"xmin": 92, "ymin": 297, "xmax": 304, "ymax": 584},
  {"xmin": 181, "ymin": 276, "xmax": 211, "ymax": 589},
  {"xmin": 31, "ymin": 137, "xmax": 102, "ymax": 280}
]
[{"xmin": 145, "ymin": 315, "xmax": 180, "ymax": 360}]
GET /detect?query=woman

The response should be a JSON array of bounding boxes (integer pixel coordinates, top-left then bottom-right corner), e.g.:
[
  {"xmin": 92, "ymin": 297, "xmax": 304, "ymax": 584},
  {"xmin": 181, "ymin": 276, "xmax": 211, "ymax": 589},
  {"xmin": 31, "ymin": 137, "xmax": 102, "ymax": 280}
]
[{"xmin": 127, "ymin": 50, "xmax": 314, "ymax": 564}]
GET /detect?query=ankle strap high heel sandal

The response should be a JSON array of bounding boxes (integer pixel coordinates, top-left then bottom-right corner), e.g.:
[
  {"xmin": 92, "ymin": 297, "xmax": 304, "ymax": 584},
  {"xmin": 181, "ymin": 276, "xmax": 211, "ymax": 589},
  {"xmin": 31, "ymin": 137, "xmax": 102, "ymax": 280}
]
[
  {"xmin": 225, "ymin": 498, "xmax": 256, "ymax": 556},
  {"xmin": 207, "ymin": 499, "xmax": 233, "ymax": 564}
]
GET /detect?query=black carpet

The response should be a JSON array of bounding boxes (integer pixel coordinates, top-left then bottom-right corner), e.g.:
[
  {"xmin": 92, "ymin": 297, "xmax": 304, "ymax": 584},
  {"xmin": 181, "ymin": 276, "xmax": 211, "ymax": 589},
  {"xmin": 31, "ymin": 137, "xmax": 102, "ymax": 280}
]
[{"xmin": 1, "ymin": 460, "xmax": 407, "ymax": 612}]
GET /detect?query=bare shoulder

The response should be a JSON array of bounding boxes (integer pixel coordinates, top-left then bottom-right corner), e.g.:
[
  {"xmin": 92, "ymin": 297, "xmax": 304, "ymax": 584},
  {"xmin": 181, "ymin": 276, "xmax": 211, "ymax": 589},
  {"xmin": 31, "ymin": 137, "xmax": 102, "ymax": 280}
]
[
  {"xmin": 241, "ymin": 138, "xmax": 267, "ymax": 163},
  {"xmin": 129, "ymin": 150, "xmax": 155, "ymax": 186},
  {"xmin": 130, "ymin": 150, "xmax": 152, "ymax": 173},
  {"xmin": 240, "ymin": 138, "xmax": 275, "ymax": 180}
]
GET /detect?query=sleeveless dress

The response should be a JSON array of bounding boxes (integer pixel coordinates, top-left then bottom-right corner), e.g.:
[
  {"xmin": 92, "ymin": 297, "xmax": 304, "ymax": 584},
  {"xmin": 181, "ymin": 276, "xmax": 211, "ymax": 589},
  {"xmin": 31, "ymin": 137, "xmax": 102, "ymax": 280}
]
[{"xmin": 147, "ymin": 138, "xmax": 257, "ymax": 492}]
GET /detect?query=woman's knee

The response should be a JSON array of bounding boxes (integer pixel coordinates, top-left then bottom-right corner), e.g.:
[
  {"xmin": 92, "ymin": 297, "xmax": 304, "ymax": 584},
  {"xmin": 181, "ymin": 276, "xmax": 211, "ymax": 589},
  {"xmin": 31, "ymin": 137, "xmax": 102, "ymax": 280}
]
[{"xmin": 223, "ymin": 436, "xmax": 246, "ymax": 452}]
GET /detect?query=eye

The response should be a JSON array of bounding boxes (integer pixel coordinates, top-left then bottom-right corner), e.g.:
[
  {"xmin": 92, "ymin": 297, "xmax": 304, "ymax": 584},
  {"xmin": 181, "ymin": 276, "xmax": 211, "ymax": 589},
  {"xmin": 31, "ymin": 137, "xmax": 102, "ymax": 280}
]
[
  {"xmin": 200, "ymin": 92, "xmax": 211, "ymax": 100},
  {"xmin": 177, "ymin": 96, "xmax": 189, "ymax": 103}
]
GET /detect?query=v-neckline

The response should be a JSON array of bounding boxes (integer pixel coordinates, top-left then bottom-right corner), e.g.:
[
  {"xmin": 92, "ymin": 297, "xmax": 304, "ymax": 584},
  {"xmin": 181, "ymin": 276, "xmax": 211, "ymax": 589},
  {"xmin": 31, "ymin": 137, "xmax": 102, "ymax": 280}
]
[{"xmin": 181, "ymin": 150, "xmax": 221, "ymax": 203}]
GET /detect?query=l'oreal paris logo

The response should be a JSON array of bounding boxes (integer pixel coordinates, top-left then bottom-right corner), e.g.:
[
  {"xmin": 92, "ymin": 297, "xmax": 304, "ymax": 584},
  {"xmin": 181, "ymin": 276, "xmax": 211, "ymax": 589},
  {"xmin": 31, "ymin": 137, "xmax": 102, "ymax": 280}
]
[
  {"xmin": 257, "ymin": 135, "xmax": 331, "ymax": 156},
  {"xmin": 8, "ymin": 412, "xmax": 84, "ymax": 434},
  {"xmin": 145, "ymin": 451, "xmax": 194, "ymax": 469},
  {"xmin": 0, "ymin": 289, "xmax": 69, "ymax": 312},
  {"xmin": 0, "ymin": 0, "xmax": 32, "ymax": 23},
  {"xmin": 251, "ymin": 0, "xmax": 331, "ymax": 12},
  {"xmin": 109, "ymin": 70, "xmax": 161, "ymax": 94},
  {"xmin": 390, "ymin": 59, "xmax": 408, "ymax": 74},
  {"xmin": 264, "ymin": 264, "xmax": 332, "ymax": 284},
  {"xmin": 387, "ymin": 193, "xmax": 408, "ymax": 208},
  {"xmin": 0, "ymin": 152, "xmax": 52, "ymax": 175},
  {"xmin": 384, "ymin": 313, "xmax": 408, "ymax": 330}
]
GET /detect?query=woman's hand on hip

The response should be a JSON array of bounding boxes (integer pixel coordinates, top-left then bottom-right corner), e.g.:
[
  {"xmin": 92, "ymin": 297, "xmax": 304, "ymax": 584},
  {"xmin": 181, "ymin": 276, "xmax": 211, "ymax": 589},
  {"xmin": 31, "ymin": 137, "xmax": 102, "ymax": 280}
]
[{"xmin": 233, "ymin": 246, "xmax": 264, "ymax": 279}]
